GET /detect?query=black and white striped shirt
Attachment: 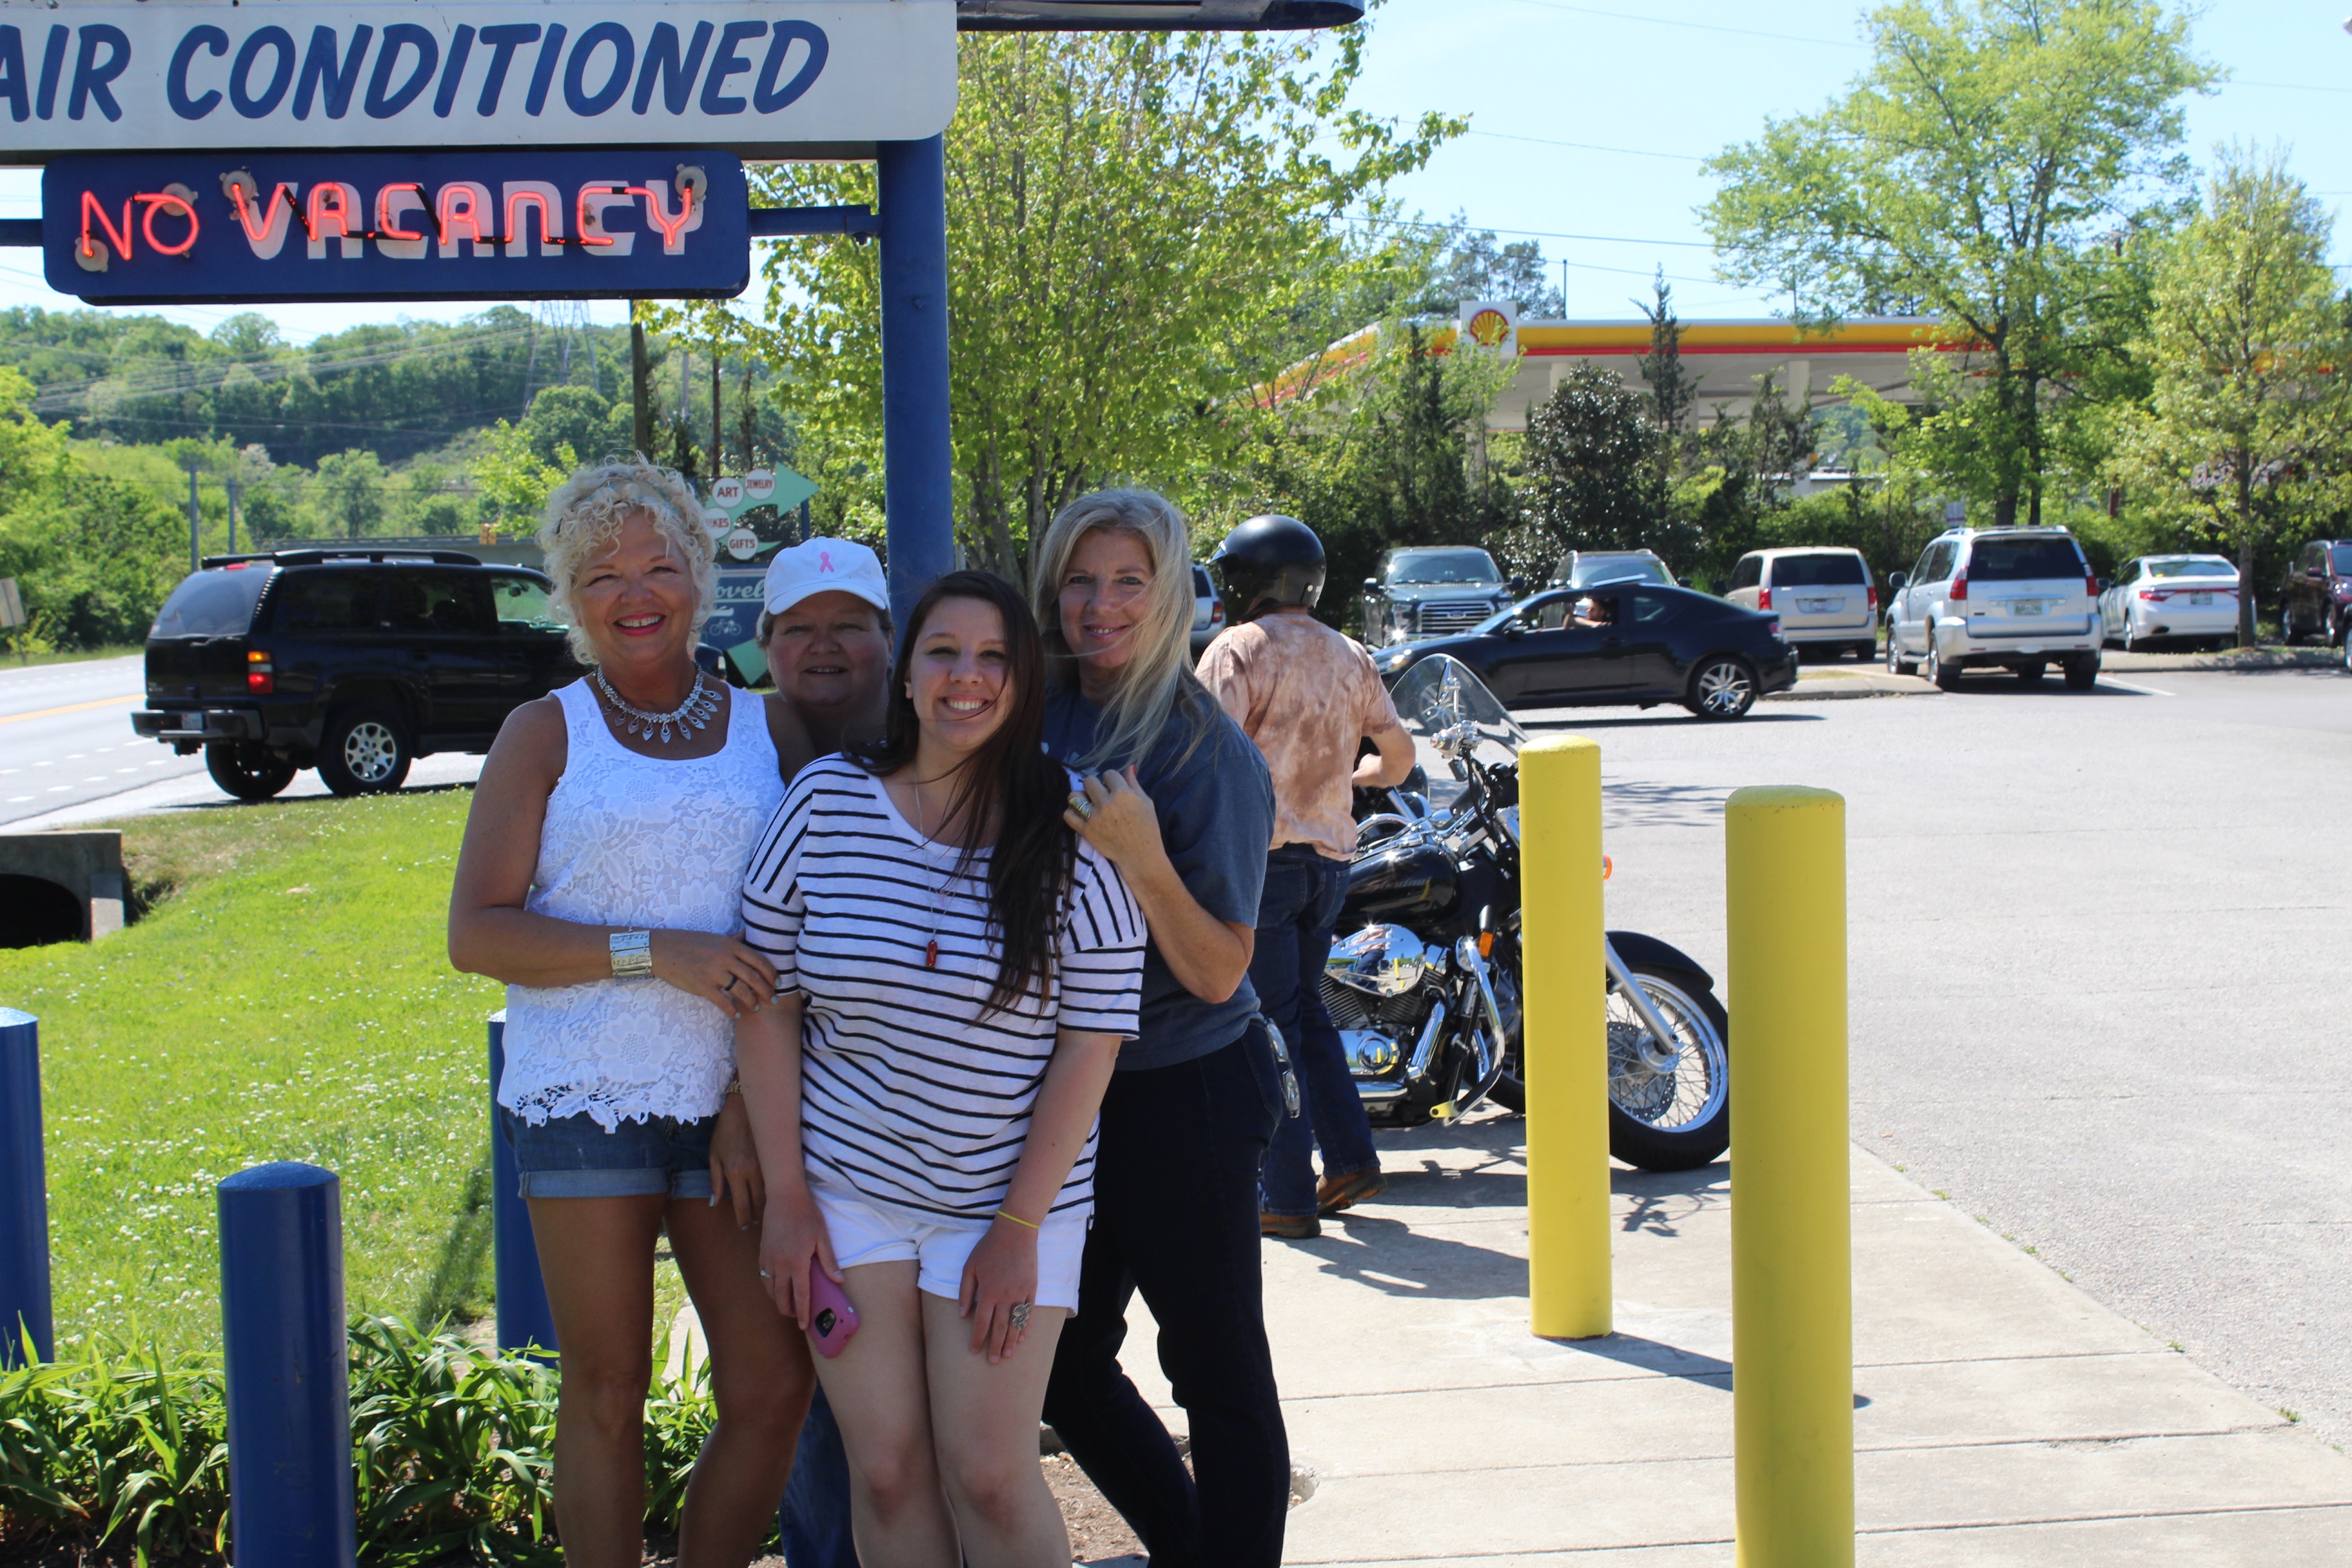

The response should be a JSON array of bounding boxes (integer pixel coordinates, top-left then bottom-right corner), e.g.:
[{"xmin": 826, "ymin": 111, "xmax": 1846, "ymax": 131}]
[{"xmin": 741, "ymin": 757, "xmax": 1146, "ymax": 1224}]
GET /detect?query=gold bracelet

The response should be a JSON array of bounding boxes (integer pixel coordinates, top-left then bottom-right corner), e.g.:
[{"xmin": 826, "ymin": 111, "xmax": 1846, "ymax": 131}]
[{"xmin": 994, "ymin": 1207, "xmax": 1040, "ymax": 1231}]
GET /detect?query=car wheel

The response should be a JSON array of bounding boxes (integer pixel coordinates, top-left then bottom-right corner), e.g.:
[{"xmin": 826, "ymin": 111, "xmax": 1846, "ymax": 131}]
[
  {"xmin": 1927, "ymin": 635, "xmax": 1962, "ymax": 691},
  {"xmin": 204, "ymin": 742, "xmax": 296, "ymax": 803},
  {"xmin": 2063, "ymin": 654, "xmax": 2100, "ymax": 691},
  {"xmin": 1855, "ymin": 641, "xmax": 1876, "ymax": 662},
  {"xmin": 1684, "ymin": 655, "xmax": 1759, "ymax": 720},
  {"xmin": 2122, "ymin": 621, "xmax": 2142, "ymax": 653},
  {"xmin": 317, "ymin": 704, "xmax": 413, "ymax": 797},
  {"xmin": 1886, "ymin": 629, "xmax": 1919, "ymax": 676},
  {"xmin": 2016, "ymin": 662, "xmax": 2047, "ymax": 685},
  {"xmin": 2280, "ymin": 604, "xmax": 2299, "ymax": 645}
]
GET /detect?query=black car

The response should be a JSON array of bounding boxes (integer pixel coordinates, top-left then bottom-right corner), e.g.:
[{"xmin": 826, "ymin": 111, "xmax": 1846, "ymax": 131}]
[
  {"xmin": 1370, "ymin": 581, "xmax": 1797, "ymax": 719},
  {"xmin": 2277, "ymin": 538, "xmax": 2352, "ymax": 647},
  {"xmin": 1360, "ymin": 546, "xmax": 1521, "ymax": 645},
  {"xmin": 132, "ymin": 549, "xmax": 581, "ymax": 800}
]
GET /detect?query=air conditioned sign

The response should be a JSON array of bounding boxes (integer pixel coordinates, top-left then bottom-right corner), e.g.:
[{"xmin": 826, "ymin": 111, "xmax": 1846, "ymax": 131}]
[
  {"xmin": 0, "ymin": 2, "xmax": 955, "ymax": 160},
  {"xmin": 42, "ymin": 149, "xmax": 750, "ymax": 303}
]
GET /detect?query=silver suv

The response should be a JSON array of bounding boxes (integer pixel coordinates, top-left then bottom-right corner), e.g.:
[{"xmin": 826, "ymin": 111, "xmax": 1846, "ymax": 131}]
[{"xmin": 1885, "ymin": 527, "xmax": 2100, "ymax": 690}]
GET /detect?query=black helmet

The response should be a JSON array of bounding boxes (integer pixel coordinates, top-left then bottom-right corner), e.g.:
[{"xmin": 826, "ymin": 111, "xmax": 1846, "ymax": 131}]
[{"xmin": 1210, "ymin": 514, "xmax": 1326, "ymax": 622}]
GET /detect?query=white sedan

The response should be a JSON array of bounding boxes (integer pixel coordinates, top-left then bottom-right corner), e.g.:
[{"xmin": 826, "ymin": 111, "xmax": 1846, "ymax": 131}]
[{"xmin": 2099, "ymin": 555, "xmax": 2241, "ymax": 652}]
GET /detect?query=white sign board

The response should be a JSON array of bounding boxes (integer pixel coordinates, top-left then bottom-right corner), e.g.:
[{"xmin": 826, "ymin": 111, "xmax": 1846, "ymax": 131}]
[
  {"xmin": 710, "ymin": 474, "xmax": 746, "ymax": 507},
  {"xmin": 724, "ymin": 526, "xmax": 760, "ymax": 561},
  {"xmin": 701, "ymin": 505, "xmax": 733, "ymax": 535},
  {"xmin": 742, "ymin": 468, "xmax": 776, "ymax": 501},
  {"xmin": 1, "ymin": 2, "xmax": 956, "ymax": 160},
  {"xmin": 1458, "ymin": 299, "xmax": 1518, "ymax": 358}
]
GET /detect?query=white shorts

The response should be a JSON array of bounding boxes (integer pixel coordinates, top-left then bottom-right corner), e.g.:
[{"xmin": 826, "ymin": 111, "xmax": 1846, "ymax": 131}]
[{"xmin": 809, "ymin": 1176, "xmax": 1092, "ymax": 1312}]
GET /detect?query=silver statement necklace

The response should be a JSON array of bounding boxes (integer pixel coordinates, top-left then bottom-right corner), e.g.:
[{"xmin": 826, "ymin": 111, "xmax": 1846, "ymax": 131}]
[
  {"xmin": 592, "ymin": 667, "xmax": 722, "ymax": 745},
  {"xmin": 907, "ymin": 776, "xmax": 960, "ymax": 970}
]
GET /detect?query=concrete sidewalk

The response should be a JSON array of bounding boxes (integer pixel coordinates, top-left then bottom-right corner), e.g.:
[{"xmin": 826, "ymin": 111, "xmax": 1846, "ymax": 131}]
[{"xmin": 1109, "ymin": 1112, "xmax": 2352, "ymax": 1565}]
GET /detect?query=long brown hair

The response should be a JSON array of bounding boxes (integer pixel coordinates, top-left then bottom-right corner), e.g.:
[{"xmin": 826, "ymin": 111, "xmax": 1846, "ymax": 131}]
[{"xmin": 851, "ymin": 571, "xmax": 1077, "ymax": 1015}]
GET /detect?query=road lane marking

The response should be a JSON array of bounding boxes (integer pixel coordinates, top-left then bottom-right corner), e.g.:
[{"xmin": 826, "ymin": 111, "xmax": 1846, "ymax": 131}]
[
  {"xmin": 0, "ymin": 694, "xmax": 139, "ymax": 724},
  {"xmin": 5, "ymin": 796, "xmax": 28, "ymax": 803},
  {"xmin": 2099, "ymin": 677, "xmax": 2175, "ymax": 697}
]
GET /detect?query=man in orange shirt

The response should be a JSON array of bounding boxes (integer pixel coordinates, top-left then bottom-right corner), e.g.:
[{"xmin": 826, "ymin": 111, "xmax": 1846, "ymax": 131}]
[{"xmin": 1200, "ymin": 515, "xmax": 1417, "ymax": 1240}]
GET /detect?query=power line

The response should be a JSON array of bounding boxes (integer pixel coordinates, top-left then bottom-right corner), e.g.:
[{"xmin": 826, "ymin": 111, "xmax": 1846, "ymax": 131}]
[{"xmin": 1463, "ymin": 129, "xmax": 1706, "ymax": 163}]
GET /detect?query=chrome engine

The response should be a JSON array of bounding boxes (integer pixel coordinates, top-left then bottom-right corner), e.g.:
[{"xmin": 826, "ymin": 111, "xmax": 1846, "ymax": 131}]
[{"xmin": 1323, "ymin": 924, "xmax": 1451, "ymax": 1102}]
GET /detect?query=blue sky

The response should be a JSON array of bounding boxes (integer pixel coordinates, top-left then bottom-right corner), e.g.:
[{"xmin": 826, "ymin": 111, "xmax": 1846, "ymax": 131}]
[{"xmin": 1, "ymin": 0, "xmax": 2345, "ymax": 342}]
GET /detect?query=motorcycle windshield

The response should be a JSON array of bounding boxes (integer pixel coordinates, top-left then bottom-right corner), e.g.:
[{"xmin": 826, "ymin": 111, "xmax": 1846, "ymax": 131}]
[{"xmin": 1391, "ymin": 655, "xmax": 1526, "ymax": 765}]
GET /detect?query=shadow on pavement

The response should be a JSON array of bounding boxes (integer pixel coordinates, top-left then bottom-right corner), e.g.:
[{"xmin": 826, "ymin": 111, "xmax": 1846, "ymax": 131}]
[{"xmin": 1520, "ymin": 710, "xmax": 1825, "ymax": 730}]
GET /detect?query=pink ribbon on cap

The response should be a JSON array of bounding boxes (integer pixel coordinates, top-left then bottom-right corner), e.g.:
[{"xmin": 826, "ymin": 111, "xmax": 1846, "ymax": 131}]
[{"xmin": 818, "ymin": 551, "xmax": 835, "ymax": 573}]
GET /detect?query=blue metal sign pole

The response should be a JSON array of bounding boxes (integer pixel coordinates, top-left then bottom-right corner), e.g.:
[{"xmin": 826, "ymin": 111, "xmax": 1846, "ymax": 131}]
[
  {"xmin": 0, "ymin": 1010, "xmax": 52, "ymax": 1367},
  {"xmin": 877, "ymin": 136, "xmax": 956, "ymax": 628}
]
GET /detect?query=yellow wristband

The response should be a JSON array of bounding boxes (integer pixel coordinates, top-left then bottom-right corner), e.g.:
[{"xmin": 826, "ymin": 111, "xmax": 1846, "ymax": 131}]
[{"xmin": 994, "ymin": 1207, "xmax": 1040, "ymax": 1230}]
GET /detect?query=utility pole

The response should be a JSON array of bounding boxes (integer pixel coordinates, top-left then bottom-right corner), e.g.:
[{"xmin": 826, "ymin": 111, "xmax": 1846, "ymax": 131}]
[
  {"xmin": 710, "ymin": 348, "xmax": 723, "ymax": 477},
  {"xmin": 226, "ymin": 477, "xmax": 241, "ymax": 556},
  {"xmin": 630, "ymin": 319, "xmax": 652, "ymax": 457},
  {"xmin": 185, "ymin": 455, "xmax": 201, "ymax": 574}
]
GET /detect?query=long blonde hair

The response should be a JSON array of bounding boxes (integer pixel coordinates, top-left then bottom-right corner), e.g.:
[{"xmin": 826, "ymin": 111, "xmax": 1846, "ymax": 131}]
[
  {"xmin": 1031, "ymin": 488, "xmax": 1215, "ymax": 773},
  {"xmin": 538, "ymin": 456, "xmax": 714, "ymax": 664}
]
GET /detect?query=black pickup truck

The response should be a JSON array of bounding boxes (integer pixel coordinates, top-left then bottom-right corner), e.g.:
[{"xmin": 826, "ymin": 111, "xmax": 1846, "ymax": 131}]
[{"xmin": 132, "ymin": 549, "xmax": 581, "ymax": 800}]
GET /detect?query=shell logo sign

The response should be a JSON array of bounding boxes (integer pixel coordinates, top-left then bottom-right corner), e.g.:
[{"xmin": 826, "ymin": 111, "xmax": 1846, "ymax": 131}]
[{"xmin": 1459, "ymin": 299, "xmax": 1518, "ymax": 356}]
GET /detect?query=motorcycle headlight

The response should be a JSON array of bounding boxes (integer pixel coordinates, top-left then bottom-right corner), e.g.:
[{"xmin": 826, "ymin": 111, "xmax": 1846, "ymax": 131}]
[{"xmin": 1326, "ymin": 924, "xmax": 1432, "ymax": 997}]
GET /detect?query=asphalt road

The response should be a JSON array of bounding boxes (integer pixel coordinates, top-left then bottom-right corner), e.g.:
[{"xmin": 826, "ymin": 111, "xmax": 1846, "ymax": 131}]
[
  {"xmin": 0, "ymin": 654, "xmax": 488, "ymax": 831},
  {"xmin": 1518, "ymin": 662, "xmax": 2352, "ymax": 1449},
  {"xmin": 0, "ymin": 655, "xmax": 201, "ymax": 827}
]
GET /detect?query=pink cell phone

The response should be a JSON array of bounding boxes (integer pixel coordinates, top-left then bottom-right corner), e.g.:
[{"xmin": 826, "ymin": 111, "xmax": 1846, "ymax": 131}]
[{"xmin": 808, "ymin": 1270, "xmax": 860, "ymax": 1357}]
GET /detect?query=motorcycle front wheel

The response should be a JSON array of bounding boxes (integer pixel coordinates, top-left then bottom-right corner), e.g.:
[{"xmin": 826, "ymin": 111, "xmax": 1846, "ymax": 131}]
[{"xmin": 1606, "ymin": 966, "xmax": 1730, "ymax": 1170}]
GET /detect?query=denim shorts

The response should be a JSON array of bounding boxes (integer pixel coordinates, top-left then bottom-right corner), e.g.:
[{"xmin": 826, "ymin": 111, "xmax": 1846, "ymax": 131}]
[{"xmin": 498, "ymin": 1106, "xmax": 716, "ymax": 1200}]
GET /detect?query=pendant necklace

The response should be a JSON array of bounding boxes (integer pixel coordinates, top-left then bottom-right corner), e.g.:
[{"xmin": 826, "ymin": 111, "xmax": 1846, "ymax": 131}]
[
  {"xmin": 908, "ymin": 777, "xmax": 959, "ymax": 970},
  {"xmin": 592, "ymin": 667, "xmax": 721, "ymax": 745}
]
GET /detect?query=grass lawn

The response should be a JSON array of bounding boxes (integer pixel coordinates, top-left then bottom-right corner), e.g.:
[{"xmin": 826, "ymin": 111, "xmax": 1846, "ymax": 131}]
[{"xmin": 1, "ymin": 788, "xmax": 511, "ymax": 1355}]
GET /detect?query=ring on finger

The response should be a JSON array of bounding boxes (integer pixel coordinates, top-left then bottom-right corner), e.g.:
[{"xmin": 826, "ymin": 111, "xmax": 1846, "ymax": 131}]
[
  {"xmin": 722, "ymin": 975, "xmax": 739, "ymax": 994},
  {"xmin": 1009, "ymin": 1301, "xmax": 1031, "ymax": 1332},
  {"xmin": 1067, "ymin": 790, "xmax": 1094, "ymax": 822}
]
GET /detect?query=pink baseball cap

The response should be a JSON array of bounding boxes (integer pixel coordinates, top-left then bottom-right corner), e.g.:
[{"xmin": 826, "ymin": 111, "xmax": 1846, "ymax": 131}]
[{"xmin": 763, "ymin": 537, "xmax": 890, "ymax": 618}]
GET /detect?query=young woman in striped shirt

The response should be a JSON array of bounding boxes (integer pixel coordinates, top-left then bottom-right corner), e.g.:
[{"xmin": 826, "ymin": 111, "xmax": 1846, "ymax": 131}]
[{"xmin": 734, "ymin": 571, "xmax": 1146, "ymax": 1567}]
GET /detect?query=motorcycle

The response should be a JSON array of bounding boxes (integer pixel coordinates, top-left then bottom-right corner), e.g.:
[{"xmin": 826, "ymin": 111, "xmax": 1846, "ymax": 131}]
[{"xmin": 1326, "ymin": 655, "xmax": 1732, "ymax": 1171}]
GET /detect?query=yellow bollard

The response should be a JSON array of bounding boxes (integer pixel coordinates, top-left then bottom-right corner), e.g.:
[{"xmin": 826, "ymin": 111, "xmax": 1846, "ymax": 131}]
[
  {"xmin": 1726, "ymin": 786, "xmax": 1854, "ymax": 1567},
  {"xmin": 1518, "ymin": 734, "xmax": 1610, "ymax": 1339}
]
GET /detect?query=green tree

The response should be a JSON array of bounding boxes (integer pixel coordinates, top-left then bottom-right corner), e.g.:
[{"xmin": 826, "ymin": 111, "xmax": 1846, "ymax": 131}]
[
  {"xmin": 1515, "ymin": 364, "xmax": 1662, "ymax": 575},
  {"xmin": 2108, "ymin": 150, "xmax": 2352, "ymax": 641},
  {"xmin": 740, "ymin": 25, "xmax": 1457, "ymax": 586},
  {"xmin": 1704, "ymin": 0, "xmax": 2216, "ymax": 526},
  {"xmin": 315, "ymin": 448, "xmax": 387, "ymax": 539}
]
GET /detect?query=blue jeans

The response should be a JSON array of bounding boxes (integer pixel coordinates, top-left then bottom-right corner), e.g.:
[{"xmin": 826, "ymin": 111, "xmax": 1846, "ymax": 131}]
[
  {"xmin": 778, "ymin": 1385, "xmax": 854, "ymax": 1567},
  {"xmin": 1252, "ymin": 844, "xmax": 1380, "ymax": 1218}
]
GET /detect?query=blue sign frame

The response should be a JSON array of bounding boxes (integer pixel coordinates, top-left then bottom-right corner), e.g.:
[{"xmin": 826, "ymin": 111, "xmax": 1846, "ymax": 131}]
[{"xmin": 41, "ymin": 149, "xmax": 749, "ymax": 304}]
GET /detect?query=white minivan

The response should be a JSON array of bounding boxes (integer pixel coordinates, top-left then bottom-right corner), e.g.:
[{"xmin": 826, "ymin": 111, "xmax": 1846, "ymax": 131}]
[
  {"xmin": 1884, "ymin": 526, "xmax": 2102, "ymax": 690},
  {"xmin": 1722, "ymin": 548, "xmax": 1878, "ymax": 661}
]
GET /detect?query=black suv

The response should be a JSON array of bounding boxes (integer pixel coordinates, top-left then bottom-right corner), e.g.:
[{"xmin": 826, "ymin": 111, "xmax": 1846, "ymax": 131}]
[
  {"xmin": 2277, "ymin": 538, "xmax": 2352, "ymax": 647},
  {"xmin": 132, "ymin": 549, "xmax": 580, "ymax": 801}
]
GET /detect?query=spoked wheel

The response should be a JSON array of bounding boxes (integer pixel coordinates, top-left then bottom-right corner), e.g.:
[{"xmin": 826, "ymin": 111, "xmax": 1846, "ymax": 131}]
[
  {"xmin": 1606, "ymin": 965, "xmax": 1730, "ymax": 1170},
  {"xmin": 1927, "ymin": 636, "xmax": 1962, "ymax": 691},
  {"xmin": 1684, "ymin": 656, "xmax": 1759, "ymax": 720},
  {"xmin": 318, "ymin": 705, "xmax": 413, "ymax": 796},
  {"xmin": 1887, "ymin": 630, "xmax": 1918, "ymax": 676}
]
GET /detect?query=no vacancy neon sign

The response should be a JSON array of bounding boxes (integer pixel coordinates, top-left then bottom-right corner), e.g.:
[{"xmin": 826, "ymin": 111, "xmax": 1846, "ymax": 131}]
[
  {"xmin": 0, "ymin": 2, "xmax": 956, "ymax": 158},
  {"xmin": 42, "ymin": 150, "xmax": 751, "ymax": 303}
]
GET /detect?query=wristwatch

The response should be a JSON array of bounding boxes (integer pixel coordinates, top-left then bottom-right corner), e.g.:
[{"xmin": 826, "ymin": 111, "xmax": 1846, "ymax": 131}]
[{"xmin": 609, "ymin": 929, "xmax": 654, "ymax": 979}]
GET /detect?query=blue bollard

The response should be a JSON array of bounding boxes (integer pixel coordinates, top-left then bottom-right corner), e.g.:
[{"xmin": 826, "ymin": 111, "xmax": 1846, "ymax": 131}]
[
  {"xmin": 487, "ymin": 1013, "xmax": 557, "ymax": 1356},
  {"xmin": 218, "ymin": 1162, "xmax": 356, "ymax": 1568},
  {"xmin": 0, "ymin": 1010, "xmax": 52, "ymax": 1366}
]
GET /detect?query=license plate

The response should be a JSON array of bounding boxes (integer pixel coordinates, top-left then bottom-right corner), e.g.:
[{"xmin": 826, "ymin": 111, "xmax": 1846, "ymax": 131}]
[
  {"xmin": 2190, "ymin": 592, "xmax": 2213, "ymax": 606},
  {"xmin": 1797, "ymin": 598, "xmax": 1843, "ymax": 613},
  {"xmin": 2010, "ymin": 599, "xmax": 2045, "ymax": 617}
]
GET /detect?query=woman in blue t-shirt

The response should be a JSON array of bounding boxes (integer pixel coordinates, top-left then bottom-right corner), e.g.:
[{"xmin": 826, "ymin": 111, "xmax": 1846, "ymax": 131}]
[{"xmin": 1031, "ymin": 489, "xmax": 1292, "ymax": 1568}]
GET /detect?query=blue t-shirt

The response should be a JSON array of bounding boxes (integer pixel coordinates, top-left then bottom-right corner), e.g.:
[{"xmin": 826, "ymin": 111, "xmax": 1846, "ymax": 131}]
[{"xmin": 1043, "ymin": 684, "xmax": 1275, "ymax": 1072}]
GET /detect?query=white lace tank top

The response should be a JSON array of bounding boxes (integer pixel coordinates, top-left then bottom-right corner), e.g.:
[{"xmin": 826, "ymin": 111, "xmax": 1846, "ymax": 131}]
[{"xmin": 498, "ymin": 678, "xmax": 785, "ymax": 1128}]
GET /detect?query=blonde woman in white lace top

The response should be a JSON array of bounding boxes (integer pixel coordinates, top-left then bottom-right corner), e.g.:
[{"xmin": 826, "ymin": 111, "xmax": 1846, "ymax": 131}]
[{"xmin": 448, "ymin": 457, "xmax": 818, "ymax": 1568}]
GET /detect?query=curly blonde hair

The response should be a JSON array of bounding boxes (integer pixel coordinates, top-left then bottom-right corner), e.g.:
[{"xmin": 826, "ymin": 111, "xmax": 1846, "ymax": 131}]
[{"xmin": 537, "ymin": 456, "xmax": 714, "ymax": 664}]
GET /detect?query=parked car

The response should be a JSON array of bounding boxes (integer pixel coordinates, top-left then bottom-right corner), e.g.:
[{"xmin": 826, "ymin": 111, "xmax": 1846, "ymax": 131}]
[
  {"xmin": 132, "ymin": 549, "xmax": 580, "ymax": 801},
  {"xmin": 1370, "ymin": 581, "xmax": 1796, "ymax": 720},
  {"xmin": 1720, "ymin": 547, "xmax": 1878, "ymax": 661},
  {"xmin": 1189, "ymin": 563, "xmax": 1226, "ymax": 656},
  {"xmin": 1549, "ymin": 549, "xmax": 1677, "ymax": 592},
  {"xmin": 2276, "ymin": 538, "xmax": 2352, "ymax": 647},
  {"xmin": 2098, "ymin": 555, "xmax": 2241, "ymax": 652},
  {"xmin": 1361, "ymin": 546, "xmax": 1518, "ymax": 645},
  {"xmin": 1884, "ymin": 527, "xmax": 2101, "ymax": 690}
]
